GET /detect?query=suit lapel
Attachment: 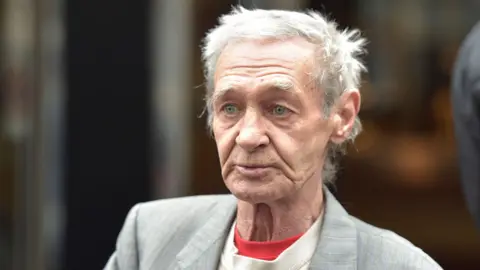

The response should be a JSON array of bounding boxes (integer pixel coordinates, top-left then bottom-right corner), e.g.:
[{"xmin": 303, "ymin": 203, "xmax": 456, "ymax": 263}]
[
  {"xmin": 309, "ymin": 188, "xmax": 358, "ymax": 270},
  {"xmin": 175, "ymin": 188, "xmax": 357, "ymax": 270},
  {"xmin": 176, "ymin": 195, "xmax": 237, "ymax": 270}
]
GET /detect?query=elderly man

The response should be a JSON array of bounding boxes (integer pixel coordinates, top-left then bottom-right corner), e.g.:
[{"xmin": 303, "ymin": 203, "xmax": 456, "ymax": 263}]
[{"xmin": 105, "ymin": 7, "xmax": 442, "ymax": 270}]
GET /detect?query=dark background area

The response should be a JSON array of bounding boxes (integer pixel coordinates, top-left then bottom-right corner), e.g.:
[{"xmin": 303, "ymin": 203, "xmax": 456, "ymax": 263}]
[{"xmin": 64, "ymin": 0, "xmax": 152, "ymax": 269}]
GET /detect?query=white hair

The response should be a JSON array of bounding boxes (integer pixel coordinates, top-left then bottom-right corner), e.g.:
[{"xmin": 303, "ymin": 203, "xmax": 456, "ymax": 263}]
[{"xmin": 201, "ymin": 6, "xmax": 367, "ymax": 183}]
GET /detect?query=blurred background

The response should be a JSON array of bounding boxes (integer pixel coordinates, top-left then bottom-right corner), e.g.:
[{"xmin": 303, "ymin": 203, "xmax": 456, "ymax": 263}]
[{"xmin": 1, "ymin": 0, "xmax": 479, "ymax": 269}]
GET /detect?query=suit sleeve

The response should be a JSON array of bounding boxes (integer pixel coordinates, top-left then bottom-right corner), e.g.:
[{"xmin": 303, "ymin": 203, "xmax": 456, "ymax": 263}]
[{"xmin": 104, "ymin": 204, "xmax": 141, "ymax": 270}]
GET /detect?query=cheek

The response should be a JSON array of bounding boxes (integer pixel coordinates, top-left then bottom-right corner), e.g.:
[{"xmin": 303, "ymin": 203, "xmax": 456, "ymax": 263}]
[
  {"xmin": 275, "ymin": 126, "xmax": 330, "ymax": 168},
  {"xmin": 274, "ymin": 136, "xmax": 299, "ymax": 158},
  {"xmin": 213, "ymin": 126, "xmax": 238, "ymax": 165}
]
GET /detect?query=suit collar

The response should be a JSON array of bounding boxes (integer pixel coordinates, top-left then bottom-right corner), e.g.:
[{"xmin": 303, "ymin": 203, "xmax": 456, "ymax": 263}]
[
  {"xmin": 176, "ymin": 196, "xmax": 237, "ymax": 270},
  {"xmin": 309, "ymin": 188, "xmax": 357, "ymax": 270},
  {"xmin": 176, "ymin": 187, "xmax": 357, "ymax": 270}
]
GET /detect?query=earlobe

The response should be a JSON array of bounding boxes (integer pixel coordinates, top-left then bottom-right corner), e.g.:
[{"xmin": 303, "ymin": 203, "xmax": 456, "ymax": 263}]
[{"xmin": 330, "ymin": 113, "xmax": 345, "ymax": 144}]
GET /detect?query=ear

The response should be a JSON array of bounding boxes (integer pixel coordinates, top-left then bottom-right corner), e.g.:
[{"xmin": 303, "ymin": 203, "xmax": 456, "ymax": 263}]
[{"xmin": 330, "ymin": 89, "xmax": 361, "ymax": 144}]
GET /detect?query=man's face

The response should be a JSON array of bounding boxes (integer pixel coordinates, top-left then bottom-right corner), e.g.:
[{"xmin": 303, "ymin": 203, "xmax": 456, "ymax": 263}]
[{"xmin": 212, "ymin": 38, "xmax": 344, "ymax": 203}]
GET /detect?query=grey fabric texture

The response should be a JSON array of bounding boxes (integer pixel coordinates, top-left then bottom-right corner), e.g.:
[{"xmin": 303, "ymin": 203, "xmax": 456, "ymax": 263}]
[{"xmin": 104, "ymin": 188, "xmax": 442, "ymax": 270}]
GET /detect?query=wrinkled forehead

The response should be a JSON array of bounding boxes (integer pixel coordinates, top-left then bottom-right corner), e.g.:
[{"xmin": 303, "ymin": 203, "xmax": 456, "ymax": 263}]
[
  {"xmin": 224, "ymin": 36, "xmax": 315, "ymax": 57},
  {"xmin": 216, "ymin": 37, "xmax": 316, "ymax": 69},
  {"xmin": 213, "ymin": 38, "xmax": 318, "ymax": 92},
  {"xmin": 212, "ymin": 77, "xmax": 298, "ymax": 104},
  {"xmin": 216, "ymin": 77, "xmax": 294, "ymax": 93}
]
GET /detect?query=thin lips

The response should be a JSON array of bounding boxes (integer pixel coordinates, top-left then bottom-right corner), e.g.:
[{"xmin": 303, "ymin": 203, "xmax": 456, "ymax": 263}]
[{"xmin": 236, "ymin": 164, "xmax": 272, "ymax": 168}]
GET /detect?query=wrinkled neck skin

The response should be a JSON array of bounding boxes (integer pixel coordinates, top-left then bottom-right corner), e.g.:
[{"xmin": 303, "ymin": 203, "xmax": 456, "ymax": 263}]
[{"xmin": 235, "ymin": 177, "xmax": 324, "ymax": 242}]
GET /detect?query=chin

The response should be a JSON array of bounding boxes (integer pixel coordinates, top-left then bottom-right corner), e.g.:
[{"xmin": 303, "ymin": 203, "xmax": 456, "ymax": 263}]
[{"xmin": 225, "ymin": 175, "xmax": 289, "ymax": 204}]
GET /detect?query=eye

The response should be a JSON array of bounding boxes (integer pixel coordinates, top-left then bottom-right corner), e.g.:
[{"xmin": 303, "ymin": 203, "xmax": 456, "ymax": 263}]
[
  {"xmin": 222, "ymin": 104, "xmax": 239, "ymax": 115},
  {"xmin": 271, "ymin": 105, "xmax": 291, "ymax": 116}
]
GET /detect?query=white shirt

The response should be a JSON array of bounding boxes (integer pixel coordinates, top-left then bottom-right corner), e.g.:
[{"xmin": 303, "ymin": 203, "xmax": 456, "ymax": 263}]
[{"xmin": 218, "ymin": 213, "xmax": 323, "ymax": 270}]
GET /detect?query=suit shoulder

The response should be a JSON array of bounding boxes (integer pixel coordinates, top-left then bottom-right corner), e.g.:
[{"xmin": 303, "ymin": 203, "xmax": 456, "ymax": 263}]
[
  {"xmin": 138, "ymin": 195, "xmax": 234, "ymax": 222},
  {"xmin": 138, "ymin": 194, "xmax": 234, "ymax": 215},
  {"xmin": 116, "ymin": 194, "xmax": 235, "ymax": 267},
  {"xmin": 350, "ymin": 216, "xmax": 442, "ymax": 269},
  {"xmin": 133, "ymin": 194, "xmax": 235, "ymax": 238}
]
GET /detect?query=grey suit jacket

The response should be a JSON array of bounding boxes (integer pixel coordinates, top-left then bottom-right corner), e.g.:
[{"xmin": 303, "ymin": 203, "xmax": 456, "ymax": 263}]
[{"xmin": 104, "ymin": 189, "xmax": 442, "ymax": 270}]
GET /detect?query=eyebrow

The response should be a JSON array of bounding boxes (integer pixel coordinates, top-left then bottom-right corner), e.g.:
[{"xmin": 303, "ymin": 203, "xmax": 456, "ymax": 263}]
[{"xmin": 211, "ymin": 79, "xmax": 295, "ymax": 105}]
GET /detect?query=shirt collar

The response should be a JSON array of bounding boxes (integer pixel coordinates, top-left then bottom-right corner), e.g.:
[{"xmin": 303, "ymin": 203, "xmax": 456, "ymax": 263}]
[{"xmin": 220, "ymin": 207, "xmax": 324, "ymax": 270}]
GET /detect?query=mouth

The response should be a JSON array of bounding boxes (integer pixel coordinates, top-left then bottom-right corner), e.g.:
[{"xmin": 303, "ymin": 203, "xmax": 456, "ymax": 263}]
[{"xmin": 235, "ymin": 164, "xmax": 273, "ymax": 178}]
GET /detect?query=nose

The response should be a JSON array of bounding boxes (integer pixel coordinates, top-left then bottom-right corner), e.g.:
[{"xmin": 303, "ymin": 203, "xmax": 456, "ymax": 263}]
[{"xmin": 235, "ymin": 110, "xmax": 269, "ymax": 152}]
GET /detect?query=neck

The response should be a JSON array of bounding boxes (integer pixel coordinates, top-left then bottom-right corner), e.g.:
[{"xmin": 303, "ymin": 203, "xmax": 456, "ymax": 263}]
[{"xmin": 235, "ymin": 181, "xmax": 324, "ymax": 242}]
